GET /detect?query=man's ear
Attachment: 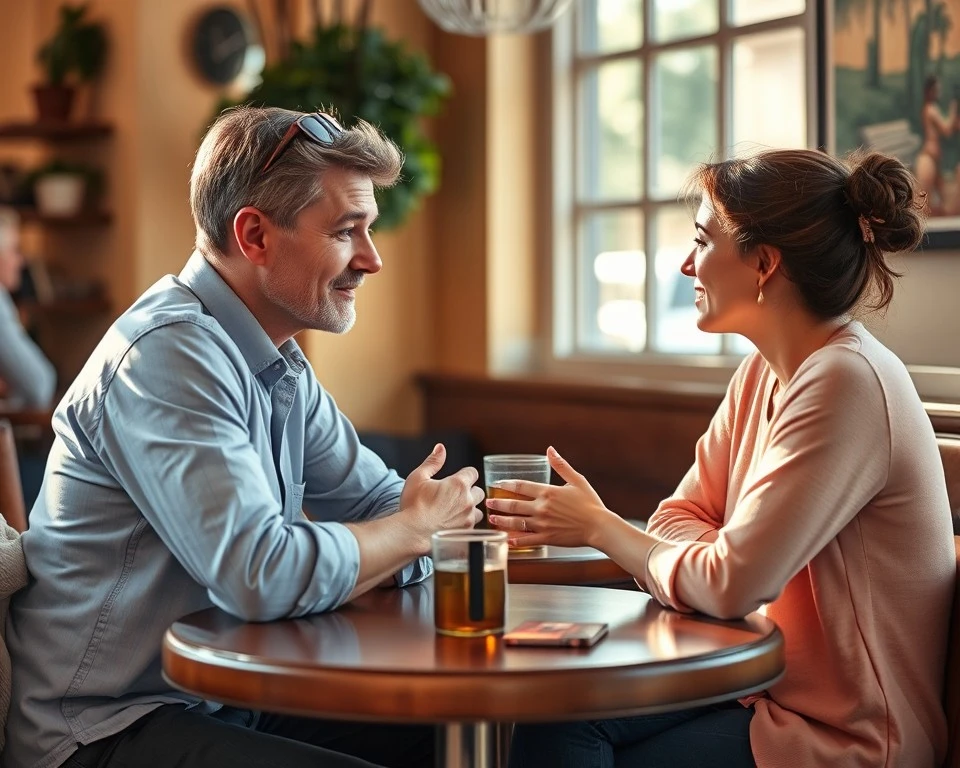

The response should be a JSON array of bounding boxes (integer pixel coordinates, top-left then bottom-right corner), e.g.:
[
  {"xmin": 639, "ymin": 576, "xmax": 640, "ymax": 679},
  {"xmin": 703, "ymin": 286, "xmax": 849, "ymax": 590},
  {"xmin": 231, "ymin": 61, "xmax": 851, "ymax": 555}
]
[
  {"xmin": 755, "ymin": 243, "xmax": 782, "ymax": 289},
  {"xmin": 232, "ymin": 206, "xmax": 272, "ymax": 266}
]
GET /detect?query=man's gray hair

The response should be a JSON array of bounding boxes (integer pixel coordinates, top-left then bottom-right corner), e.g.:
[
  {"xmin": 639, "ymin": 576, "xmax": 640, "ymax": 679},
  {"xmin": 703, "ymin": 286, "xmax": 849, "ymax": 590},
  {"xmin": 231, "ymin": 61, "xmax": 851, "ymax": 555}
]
[{"xmin": 190, "ymin": 106, "xmax": 403, "ymax": 257}]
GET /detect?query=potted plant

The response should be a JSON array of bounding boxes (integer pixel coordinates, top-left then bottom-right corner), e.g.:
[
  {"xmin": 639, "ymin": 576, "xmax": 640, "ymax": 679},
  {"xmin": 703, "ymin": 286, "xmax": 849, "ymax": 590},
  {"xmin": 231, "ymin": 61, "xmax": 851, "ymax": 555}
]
[
  {"xmin": 216, "ymin": 12, "xmax": 451, "ymax": 230},
  {"xmin": 24, "ymin": 159, "xmax": 102, "ymax": 217},
  {"xmin": 34, "ymin": 3, "xmax": 108, "ymax": 123}
]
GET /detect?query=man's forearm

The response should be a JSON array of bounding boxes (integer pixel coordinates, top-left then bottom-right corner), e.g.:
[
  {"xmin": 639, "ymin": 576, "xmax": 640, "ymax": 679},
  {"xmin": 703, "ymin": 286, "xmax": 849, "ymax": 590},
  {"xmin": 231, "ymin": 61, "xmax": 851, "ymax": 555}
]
[{"xmin": 344, "ymin": 512, "xmax": 428, "ymax": 600}]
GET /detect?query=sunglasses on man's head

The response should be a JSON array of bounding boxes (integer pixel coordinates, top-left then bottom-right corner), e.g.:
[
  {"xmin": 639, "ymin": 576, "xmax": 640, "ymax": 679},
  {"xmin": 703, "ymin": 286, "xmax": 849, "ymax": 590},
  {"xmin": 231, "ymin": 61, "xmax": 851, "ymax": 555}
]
[{"xmin": 261, "ymin": 112, "xmax": 345, "ymax": 174}]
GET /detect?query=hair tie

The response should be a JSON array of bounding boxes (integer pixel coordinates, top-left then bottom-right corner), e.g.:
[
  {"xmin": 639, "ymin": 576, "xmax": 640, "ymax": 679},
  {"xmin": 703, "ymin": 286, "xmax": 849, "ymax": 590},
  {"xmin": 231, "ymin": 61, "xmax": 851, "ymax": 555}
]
[{"xmin": 858, "ymin": 214, "xmax": 884, "ymax": 244}]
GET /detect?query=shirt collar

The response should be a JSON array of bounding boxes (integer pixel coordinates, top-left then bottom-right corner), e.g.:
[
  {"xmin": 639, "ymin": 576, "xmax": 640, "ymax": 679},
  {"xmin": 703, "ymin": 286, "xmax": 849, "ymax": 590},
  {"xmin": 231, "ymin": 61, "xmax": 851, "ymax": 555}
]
[{"xmin": 178, "ymin": 251, "xmax": 305, "ymax": 381}]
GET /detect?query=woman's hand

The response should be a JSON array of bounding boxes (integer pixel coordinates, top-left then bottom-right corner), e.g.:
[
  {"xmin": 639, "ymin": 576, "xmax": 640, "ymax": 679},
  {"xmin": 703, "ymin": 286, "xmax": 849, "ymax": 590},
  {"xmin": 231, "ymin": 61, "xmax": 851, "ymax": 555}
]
[{"xmin": 485, "ymin": 446, "xmax": 618, "ymax": 548}]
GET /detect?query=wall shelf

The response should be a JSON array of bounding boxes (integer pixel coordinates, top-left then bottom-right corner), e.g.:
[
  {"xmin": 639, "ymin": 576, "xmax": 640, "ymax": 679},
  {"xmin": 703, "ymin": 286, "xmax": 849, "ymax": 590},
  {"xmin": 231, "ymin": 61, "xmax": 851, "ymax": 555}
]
[
  {"xmin": 0, "ymin": 121, "xmax": 114, "ymax": 140},
  {"xmin": 15, "ymin": 296, "xmax": 111, "ymax": 316},
  {"xmin": 15, "ymin": 207, "xmax": 113, "ymax": 225}
]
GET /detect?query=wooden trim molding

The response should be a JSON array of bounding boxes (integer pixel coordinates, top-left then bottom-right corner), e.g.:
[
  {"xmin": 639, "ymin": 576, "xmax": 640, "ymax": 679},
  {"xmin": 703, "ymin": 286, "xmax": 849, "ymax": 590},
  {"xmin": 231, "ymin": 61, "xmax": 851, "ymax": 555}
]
[
  {"xmin": 927, "ymin": 402, "xmax": 960, "ymax": 436},
  {"xmin": 418, "ymin": 373, "xmax": 725, "ymax": 520},
  {"xmin": 418, "ymin": 373, "xmax": 960, "ymax": 520}
]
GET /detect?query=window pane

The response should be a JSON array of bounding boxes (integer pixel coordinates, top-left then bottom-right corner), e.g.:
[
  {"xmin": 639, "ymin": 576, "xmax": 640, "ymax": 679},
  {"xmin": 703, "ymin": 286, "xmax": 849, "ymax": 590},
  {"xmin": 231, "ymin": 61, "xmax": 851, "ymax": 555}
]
[
  {"xmin": 730, "ymin": 0, "xmax": 804, "ymax": 26},
  {"xmin": 650, "ymin": 46, "xmax": 717, "ymax": 198},
  {"xmin": 579, "ymin": 210, "xmax": 646, "ymax": 352},
  {"xmin": 579, "ymin": 0, "xmax": 643, "ymax": 54},
  {"xmin": 729, "ymin": 333, "xmax": 756, "ymax": 355},
  {"xmin": 652, "ymin": 206, "xmax": 721, "ymax": 354},
  {"xmin": 579, "ymin": 60, "xmax": 643, "ymax": 201},
  {"xmin": 652, "ymin": 0, "xmax": 717, "ymax": 43},
  {"xmin": 732, "ymin": 28, "xmax": 806, "ymax": 151}
]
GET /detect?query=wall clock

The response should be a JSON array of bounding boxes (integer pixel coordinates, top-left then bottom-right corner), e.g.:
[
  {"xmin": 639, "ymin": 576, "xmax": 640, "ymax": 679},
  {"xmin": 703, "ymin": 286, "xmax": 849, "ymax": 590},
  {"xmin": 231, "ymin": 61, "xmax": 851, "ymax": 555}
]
[{"xmin": 190, "ymin": 6, "xmax": 255, "ymax": 86}]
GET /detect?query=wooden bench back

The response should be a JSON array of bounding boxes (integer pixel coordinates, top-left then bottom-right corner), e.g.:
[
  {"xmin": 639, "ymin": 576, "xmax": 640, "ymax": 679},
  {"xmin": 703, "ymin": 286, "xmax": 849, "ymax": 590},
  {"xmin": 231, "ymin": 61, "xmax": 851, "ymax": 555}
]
[
  {"xmin": 940, "ymin": 436, "xmax": 960, "ymax": 532},
  {"xmin": 940, "ymin": 436, "xmax": 960, "ymax": 767},
  {"xmin": 945, "ymin": 535, "xmax": 960, "ymax": 768}
]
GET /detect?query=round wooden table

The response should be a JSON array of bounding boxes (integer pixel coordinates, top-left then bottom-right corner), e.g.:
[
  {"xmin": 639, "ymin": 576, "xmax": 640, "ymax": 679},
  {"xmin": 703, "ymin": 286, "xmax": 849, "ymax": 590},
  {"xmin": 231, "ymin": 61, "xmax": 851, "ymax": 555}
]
[{"xmin": 163, "ymin": 583, "xmax": 784, "ymax": 768}]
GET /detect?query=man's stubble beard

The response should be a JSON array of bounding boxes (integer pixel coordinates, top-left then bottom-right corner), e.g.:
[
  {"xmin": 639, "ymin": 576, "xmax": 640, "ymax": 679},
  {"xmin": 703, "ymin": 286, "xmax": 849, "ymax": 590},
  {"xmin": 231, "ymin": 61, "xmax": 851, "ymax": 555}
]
[{"xmin": 261, "ymin": 271, "xmax": 356, "ymax": 336}]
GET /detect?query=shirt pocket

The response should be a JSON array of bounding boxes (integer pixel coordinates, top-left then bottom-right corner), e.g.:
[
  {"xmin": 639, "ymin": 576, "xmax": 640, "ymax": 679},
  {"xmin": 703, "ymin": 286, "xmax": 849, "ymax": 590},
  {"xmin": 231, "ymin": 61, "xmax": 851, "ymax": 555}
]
[{"xmin": 285, "ymin": 481, "xmax": 306, "ymax": 523}]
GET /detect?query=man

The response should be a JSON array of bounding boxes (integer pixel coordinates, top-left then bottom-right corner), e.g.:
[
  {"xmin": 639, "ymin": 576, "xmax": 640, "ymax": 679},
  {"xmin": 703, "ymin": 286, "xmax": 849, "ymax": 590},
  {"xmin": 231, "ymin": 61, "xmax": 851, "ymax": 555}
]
[{"xmin": 4, "ymin": 107, "xmax": 484, "ymax": 768}]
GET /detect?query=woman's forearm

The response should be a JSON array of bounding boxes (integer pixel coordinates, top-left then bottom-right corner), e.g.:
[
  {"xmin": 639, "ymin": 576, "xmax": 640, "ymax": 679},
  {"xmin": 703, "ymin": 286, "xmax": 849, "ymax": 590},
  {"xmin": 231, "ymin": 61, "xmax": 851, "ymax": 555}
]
[{"xmin": 589, "ymin": 514, "xmax": 661, "ymax": 587}]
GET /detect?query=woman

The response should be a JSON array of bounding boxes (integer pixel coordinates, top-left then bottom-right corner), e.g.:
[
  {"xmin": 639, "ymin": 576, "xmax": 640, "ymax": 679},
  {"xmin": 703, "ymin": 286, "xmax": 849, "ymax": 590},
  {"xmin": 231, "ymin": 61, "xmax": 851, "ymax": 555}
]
[
  {"xmin": 487, "ymin": 149, "xmax": 954, "ymax": 767},
  {"xmin": 915, "ymin": 74, "xmax": 959, "ymax": 215}
]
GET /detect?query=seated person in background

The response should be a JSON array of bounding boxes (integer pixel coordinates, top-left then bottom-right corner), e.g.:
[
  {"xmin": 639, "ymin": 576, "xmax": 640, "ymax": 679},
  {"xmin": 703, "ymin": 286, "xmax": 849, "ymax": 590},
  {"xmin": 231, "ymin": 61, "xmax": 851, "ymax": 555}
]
[
  {"xmin": 4, "ymin": 107, "xmax": 484, "ymax": 768},
  {"xmin": 488, "ymin": 149, "xmax": 954, "ymax": 768},
  {"xmin": 0, "ymin": 206, "xmax": 56, "ymax": 408}
]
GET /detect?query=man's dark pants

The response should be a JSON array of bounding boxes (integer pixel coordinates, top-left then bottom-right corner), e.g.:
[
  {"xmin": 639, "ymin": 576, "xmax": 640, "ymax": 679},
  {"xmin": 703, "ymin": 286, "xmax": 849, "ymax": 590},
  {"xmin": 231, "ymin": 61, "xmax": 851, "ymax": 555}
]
[{"xmin": 63, "ymin": 704, "xmax": 434, "ymax": 768}]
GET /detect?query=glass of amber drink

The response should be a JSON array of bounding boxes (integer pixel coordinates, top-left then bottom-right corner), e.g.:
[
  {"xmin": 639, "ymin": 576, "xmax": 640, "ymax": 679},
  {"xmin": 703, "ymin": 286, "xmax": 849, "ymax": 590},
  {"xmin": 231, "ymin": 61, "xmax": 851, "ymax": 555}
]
[
  {"xmin": 483, "ymin": 454, "xmax": 550, "ymax": 553},
  {"xmin": 432, "ymin": 529, "xmax": 508, "ymax": 637}
]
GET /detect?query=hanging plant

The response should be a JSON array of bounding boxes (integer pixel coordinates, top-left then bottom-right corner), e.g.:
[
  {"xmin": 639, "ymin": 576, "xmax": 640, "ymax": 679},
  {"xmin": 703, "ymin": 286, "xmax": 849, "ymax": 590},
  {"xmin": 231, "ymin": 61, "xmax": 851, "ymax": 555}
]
[{"xmin": 216, "ymin": 5, "xmax": 451, "ymax": 230}]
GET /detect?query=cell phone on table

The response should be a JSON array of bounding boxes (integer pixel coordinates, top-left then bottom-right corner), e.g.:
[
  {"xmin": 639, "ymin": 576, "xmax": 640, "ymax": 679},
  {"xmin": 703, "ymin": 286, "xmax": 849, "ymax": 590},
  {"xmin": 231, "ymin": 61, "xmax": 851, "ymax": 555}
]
[{"xmin": 503, "ymin": 621, "xmax": 609, "ymax": 648}]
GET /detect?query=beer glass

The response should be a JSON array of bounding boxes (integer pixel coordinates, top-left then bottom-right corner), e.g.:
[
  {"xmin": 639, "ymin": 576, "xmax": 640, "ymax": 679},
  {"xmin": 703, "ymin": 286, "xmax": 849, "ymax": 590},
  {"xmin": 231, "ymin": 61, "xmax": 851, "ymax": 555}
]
[
  {"xmin": 432, "ymin": 529, "xmax": 508, "ymax": 637},
  {"xmin": 483, "ymin": 454, "xmax": 550, "ymax": 552}
]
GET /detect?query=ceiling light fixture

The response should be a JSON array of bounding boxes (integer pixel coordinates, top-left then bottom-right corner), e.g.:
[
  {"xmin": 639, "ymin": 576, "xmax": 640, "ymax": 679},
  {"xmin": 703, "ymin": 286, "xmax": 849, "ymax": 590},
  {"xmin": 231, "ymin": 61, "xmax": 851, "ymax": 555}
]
[{"xmin": 417, "ymin": 0, "xmax": 575, "ymax": 36}]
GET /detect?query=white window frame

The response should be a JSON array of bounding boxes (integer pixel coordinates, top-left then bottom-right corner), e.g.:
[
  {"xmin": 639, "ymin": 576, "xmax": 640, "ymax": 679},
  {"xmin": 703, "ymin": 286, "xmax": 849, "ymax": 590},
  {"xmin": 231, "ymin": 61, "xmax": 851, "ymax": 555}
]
[{"xmin": 542, "ymin": 1, "xmax": 820, "ymax": 388}]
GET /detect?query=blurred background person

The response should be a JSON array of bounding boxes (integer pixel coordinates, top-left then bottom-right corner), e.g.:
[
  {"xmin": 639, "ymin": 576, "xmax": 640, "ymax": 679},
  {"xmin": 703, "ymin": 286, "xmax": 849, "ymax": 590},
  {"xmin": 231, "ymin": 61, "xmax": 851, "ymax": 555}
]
[
  {"xmin": 0, "ymin": 205, "xmax": 56, "ymax": 513},
  {"xmin": 0, "ymin": 205, "xmax": 56, "ymax": 408}
]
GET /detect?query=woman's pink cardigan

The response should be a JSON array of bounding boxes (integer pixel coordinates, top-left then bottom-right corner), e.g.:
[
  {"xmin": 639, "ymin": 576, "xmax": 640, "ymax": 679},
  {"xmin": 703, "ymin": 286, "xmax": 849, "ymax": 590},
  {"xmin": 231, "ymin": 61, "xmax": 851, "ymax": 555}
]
[{"xmin": 645, "ymin": 323, "xmax": 954, "ymax": 768}]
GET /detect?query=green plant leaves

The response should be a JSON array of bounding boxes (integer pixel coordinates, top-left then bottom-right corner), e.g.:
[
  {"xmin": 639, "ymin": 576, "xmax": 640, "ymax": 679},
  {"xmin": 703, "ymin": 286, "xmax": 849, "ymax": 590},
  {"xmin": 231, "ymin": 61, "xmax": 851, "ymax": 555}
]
[
  {"xmin": 218, "ymin": 23, "xmax": 451, "ymax": 230},
  {"xmin": 37, "ymin": 3, "xmax": 108, "ymax": 86}
]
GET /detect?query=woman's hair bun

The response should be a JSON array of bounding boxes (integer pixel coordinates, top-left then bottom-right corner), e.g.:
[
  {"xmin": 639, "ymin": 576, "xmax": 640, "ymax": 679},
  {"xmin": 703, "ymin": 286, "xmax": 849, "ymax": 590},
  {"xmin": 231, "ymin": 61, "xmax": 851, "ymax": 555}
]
[{"xmin": 844, "ymin": 151, "xmax": 926, "ymax": 254}]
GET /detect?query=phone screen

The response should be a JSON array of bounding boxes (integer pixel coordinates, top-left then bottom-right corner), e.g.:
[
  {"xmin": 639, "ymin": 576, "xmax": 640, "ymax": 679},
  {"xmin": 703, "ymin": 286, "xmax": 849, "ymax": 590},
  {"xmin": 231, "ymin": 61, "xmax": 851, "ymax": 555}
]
[{"xmin": 503, "ymin": 621, "xmax": 609, "ymax": 647}]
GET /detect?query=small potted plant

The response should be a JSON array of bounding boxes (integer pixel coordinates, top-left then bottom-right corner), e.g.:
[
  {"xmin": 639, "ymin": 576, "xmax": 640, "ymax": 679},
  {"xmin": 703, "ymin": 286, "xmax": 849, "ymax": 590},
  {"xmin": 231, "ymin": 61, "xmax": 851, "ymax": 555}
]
[
  {"xmin": 24, "ymin": 159, "xmax": 102, "ymax": 217},
  {"xmin": 34, "ymin": 3, "xmax": 108, "ymax": 123}
]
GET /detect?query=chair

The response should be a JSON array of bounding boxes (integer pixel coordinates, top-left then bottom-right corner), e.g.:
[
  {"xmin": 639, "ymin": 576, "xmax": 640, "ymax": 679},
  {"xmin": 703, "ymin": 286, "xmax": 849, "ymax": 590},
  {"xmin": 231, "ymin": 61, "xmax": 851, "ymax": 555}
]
[
  {"xmin": 0, "ymin": 420, "xmax": 27, "ymax": 533},
  {"xmin": 945, "ymin": 536, "xmax": 960, "ymax": 768},
  {"xmin": 0, "ymin": 420, "xmax": 28, "ymax": 757},
  {"xmin": 939, "ymin": 435, "xmax": 960, "ymax": 534},
  {"xmin": 940, "ymin": 435, "xmax": 960, "ymax": 767}
]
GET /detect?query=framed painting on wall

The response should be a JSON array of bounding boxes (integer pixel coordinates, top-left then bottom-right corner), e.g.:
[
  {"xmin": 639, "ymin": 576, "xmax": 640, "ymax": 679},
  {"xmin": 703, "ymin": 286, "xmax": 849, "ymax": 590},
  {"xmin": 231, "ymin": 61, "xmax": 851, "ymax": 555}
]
[{"xmin": 817, "ymin": 0, "xmax": 960, "ymax": 248}]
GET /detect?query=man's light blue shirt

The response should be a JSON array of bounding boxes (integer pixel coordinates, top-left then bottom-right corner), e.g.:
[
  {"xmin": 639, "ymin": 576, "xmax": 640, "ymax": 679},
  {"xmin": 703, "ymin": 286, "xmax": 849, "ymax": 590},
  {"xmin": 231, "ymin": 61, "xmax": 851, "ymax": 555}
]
[{"xmin": 4, "ymin": 252, "xmax": 430, "ymax": 768}]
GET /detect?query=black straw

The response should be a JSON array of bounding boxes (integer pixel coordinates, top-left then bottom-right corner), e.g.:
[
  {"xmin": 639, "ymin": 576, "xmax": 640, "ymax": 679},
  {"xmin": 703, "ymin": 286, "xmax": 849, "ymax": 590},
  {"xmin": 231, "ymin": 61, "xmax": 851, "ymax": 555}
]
[{"xmin": 468, "ymin": 540, "xmax": 484, "ymax": 622}]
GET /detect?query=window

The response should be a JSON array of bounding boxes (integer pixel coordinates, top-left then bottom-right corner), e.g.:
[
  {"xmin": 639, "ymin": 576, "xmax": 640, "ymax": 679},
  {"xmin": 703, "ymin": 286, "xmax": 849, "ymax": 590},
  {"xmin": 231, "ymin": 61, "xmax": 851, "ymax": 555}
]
[{"xmin": 551, "ymin": 0, "xmax": 814, "ymax": 368}]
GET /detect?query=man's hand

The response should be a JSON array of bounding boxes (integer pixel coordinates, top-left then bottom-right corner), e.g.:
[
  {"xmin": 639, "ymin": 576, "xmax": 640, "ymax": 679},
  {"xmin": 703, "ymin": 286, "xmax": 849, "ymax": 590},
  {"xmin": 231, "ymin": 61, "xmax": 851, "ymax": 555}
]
[
  {"xmin": 398, "ymin": 443, "xmax": 485, "ymax": 552},
  {"xmin": 344, "ymin": 444, "xmax": 484, "ymax": 601}
]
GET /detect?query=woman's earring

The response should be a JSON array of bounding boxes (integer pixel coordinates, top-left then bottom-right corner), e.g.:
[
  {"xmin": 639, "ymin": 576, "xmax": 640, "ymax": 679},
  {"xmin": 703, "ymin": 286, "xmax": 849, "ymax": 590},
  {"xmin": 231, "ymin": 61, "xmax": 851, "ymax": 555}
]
[{"xmin": 757, "ymin": 287, "xmax": 764, "ymax": 305}]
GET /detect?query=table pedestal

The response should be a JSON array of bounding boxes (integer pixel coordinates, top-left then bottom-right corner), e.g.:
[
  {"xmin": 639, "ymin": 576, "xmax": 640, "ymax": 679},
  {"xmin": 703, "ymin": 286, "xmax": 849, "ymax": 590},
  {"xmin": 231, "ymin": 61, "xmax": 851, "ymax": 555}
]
[{"xmin": 437, "ymin": 721, "xmax": 509, "ymax": 768}]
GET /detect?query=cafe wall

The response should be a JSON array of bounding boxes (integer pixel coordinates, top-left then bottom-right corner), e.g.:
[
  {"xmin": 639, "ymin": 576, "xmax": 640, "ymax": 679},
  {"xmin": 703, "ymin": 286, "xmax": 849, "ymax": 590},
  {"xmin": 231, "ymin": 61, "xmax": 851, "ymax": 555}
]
[
  {"xmin": 0, "ymin": 0, "xmax": 471, "ymax": 433},
  {"xmin": 1, "ymin": 0, "xmax": 959, "ymax": 440}
]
